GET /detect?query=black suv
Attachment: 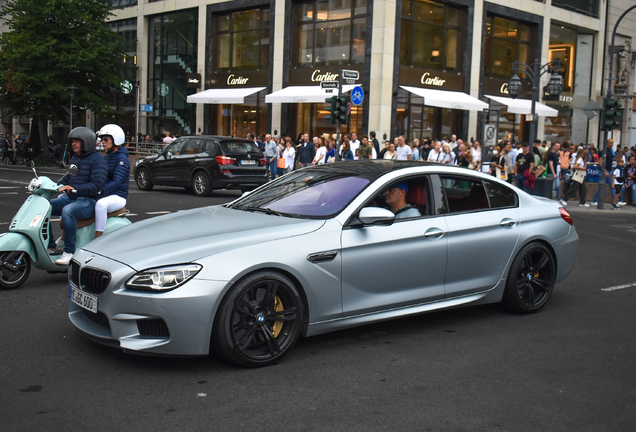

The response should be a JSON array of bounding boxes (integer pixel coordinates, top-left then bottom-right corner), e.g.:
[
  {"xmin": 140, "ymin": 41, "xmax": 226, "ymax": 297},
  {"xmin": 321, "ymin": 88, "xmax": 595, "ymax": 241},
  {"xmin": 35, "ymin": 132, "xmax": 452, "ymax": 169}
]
[{"xmin": 134, "ymin": 136, "xmax": 268, "ymax": 196}]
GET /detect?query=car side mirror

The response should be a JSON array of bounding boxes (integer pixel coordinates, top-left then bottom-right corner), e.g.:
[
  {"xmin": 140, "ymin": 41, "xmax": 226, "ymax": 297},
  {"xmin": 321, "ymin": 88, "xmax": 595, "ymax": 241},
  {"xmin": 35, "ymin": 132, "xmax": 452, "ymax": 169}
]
[
  {"xmin": 166, "ymin": 152, "xmax": 172, "ymax": 160},
  {"xmin": 358, "ymin": 207, "xmax": 395, "ymax": 225}
]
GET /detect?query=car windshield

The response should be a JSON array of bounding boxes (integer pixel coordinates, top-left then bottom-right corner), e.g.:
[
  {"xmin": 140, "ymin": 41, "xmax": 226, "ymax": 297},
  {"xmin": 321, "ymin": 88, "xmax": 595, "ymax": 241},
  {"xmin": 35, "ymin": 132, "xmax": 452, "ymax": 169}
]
[
  {"xmin": 227, "ymin": 168, "xmax": 372, "ymax": 218},
  {"xmin": 220, "ymin": 141, "xmax": 261, "ymax": 154}
]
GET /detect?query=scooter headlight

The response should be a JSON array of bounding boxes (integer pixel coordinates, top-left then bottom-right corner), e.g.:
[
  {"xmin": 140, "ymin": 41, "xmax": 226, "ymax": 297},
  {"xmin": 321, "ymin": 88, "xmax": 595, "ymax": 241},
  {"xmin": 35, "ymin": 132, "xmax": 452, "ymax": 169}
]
[{"xmin": 27, "ymin": 178, "xmax": 41, "ymax": 193}]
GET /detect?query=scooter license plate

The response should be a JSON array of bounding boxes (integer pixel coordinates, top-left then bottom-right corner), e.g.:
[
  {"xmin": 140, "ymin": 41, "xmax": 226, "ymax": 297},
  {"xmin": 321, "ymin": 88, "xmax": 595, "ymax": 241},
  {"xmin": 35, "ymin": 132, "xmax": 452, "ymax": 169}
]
[{"xmin": 70, "ymin": 286, "xmax": 98, "ymax": 314}]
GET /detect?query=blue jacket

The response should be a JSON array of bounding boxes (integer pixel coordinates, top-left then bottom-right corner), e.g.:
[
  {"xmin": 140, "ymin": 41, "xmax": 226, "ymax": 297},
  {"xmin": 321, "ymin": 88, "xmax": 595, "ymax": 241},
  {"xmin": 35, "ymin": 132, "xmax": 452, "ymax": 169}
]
[
  {"xmin": 61, "ymin": 149, "xmax": 107, "ymax": 200},
  {"xmin": 101, "ymin": 147, "xmax": 130, "ymax": 199}
]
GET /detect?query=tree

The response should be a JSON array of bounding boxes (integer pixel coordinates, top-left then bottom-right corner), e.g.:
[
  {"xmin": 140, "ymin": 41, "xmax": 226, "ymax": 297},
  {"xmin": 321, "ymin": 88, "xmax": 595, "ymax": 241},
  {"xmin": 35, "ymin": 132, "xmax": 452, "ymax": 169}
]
[{"xmin": 0, "ymin": 0, "xmax": 134, "ymax": 156}]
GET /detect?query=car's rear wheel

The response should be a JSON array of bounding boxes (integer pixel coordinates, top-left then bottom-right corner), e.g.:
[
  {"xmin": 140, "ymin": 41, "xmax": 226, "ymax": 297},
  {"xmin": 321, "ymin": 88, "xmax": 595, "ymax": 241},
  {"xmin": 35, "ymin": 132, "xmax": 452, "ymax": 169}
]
[
  {"xmin": 192, "ymin": 172, "xmax": 213, "ymax": 196},
  {"xmin": 135, "ymin": 167, "xmax": 153, "ymax": 191},
  {"xmin": 0, "ymin": 252, "xmax": 31, "ymax": 289},
  {"xmin": 502, "ymin": 243, "xmax": 556, "ymax": 314},
  {"xmin": 213, "ymin": 271, "xmax": 304, "ymax": 367}
]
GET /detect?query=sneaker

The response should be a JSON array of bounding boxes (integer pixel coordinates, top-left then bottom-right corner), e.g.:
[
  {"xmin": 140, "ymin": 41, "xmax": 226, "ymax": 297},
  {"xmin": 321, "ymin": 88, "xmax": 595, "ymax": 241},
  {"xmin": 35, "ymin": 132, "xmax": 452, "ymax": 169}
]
[
  {"xmin": 559, "ymin": 199, "xmax": 567, "ymax": 206},
  {"xmin": 47, "ymin": 248, "xmax": 62, "ymax": 256},
  {"xmin": 611, "ymin": 204, "xmax": 618, "ymax": 210},
  {"xmin": 579, "ymin": 203, "xmax": 590, "ymax": 207},
  {"xmin": 592, "ymin": 201, "xmax": 598, "ymax": 205},
  {"xmin": 618, "ymin": 202, "xmax": 627, "ymax": 206},
  {"xmin": 55, "ymin": 252, "xmax": 73, "ymax": 266},
  {"xmin": 55, "ymin": 237, "xmax": 64, "ymax": 249}
]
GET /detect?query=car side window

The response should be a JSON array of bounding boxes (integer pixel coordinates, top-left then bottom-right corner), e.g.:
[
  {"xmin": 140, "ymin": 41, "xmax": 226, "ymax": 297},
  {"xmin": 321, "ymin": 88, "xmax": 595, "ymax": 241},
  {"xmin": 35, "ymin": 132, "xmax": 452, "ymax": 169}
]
[
  {"xmin": 182, "ymin": 139, "xmax": 203, "ymax": 155},
  {"xmin": 165, "ymin": 139, "xmax": 185, "ymax": 156},
  {"xmin": 439, "ymin": 175, "xmax": 489, "ymax": 213},
  {"xmin": 483, "ymin": 180, "xmax": 518, "ymax": 208},
  {"xmin": 363, "ymin": 175, "xmax": 431, "ymax": 219},
  {"xmin": 203, "ymin": 140, "xmax": 218, "ymax": 156}
]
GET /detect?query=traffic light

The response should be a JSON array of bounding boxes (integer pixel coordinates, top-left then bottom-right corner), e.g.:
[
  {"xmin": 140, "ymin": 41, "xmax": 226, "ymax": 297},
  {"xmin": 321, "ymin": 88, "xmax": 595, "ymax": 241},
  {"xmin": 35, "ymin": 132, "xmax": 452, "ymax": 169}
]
[
  {"xmin": 324, "ymin": 96, "xmax": 337, "ymax": 124},
  {"xmin": 335, "ymin": 96, "xmax": 348, "ymax": 124},
  {"xmin": 602, "ymin": 97, "xmax": 622, "ymax": 130}
]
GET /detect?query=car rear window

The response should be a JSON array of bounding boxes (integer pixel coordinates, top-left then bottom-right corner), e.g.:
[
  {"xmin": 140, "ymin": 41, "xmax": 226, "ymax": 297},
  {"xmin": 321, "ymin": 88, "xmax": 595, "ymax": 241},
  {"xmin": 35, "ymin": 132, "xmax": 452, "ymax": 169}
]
[{"xmin": 220, "ymin": 141, "xmax": 261, "ymax": 154}]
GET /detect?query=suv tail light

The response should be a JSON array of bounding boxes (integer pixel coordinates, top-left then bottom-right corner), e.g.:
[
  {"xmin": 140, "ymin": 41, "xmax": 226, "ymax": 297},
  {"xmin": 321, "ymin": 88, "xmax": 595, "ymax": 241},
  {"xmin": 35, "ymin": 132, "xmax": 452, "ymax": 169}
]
[
  {"xmin": 216, "ymin": 155, "xmax": 236, "ymax": 165},
  {"xmin": 260, "ymin": 158, "xmax": 267, "ymax": 165},
  {"xmin": 559, "ymin": 208, "xmax": 574, "ymax": 226}
]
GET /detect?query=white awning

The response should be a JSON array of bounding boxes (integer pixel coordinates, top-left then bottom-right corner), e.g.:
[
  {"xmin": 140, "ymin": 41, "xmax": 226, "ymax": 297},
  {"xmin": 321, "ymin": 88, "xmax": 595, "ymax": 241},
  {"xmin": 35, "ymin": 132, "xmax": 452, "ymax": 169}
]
[
  {"xmin": 186, "ymin": 87, "xmax": 266, "ymax": 104},
  {"xmin": 400, "ymin": 86, "xmax": 489, "ymax": 111},
  {"xmin": 265, "ymin": 85, "xmax": 356, "ymax": 103},
  {"xmin": 485, "ymin": 95, "xmax": 559, "ymax": 117}
]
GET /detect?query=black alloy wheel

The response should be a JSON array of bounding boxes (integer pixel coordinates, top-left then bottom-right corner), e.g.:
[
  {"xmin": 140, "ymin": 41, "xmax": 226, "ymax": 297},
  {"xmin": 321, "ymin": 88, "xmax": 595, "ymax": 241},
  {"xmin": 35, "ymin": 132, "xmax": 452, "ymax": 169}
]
[
  {"xmin": 213, "ymin": 271, "xmax": 304, "ymax": 367},
  {"xmin": 192, "ymin": 172, "xmax": 213, "ymax": 196},
  {"xmin": 0, "ymin": 252, "xmax": 31, "ymax": 289},
  {"xmin": 135, "ymin": 167, "xmax": 153, "ymax": 191},
  {"xmin": 502, "ymin": 243, "xmax": 556, "ymax": 313}
]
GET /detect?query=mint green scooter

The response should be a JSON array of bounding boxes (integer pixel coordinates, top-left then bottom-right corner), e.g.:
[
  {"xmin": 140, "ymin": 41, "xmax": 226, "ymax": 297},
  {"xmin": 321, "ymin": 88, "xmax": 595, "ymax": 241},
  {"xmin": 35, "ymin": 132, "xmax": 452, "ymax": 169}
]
[{"xmin": 0, "ymin": 165, "xmax": 130, "ymax": 289}]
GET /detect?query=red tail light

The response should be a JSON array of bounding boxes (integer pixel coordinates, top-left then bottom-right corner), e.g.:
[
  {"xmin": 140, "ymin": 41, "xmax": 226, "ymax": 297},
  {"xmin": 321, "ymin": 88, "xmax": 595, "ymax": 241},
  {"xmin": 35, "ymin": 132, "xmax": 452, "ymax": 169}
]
[
  {"xmin": 216, "ymin": 155, "xmax": 236, "ymax": 165},
  {"xmin": 260, "ymin": 158, "xmax": 267, "ymax": 165},
  {"xmin": 559, "ymin": 208, "xmax": 574, "ymax": 226}
]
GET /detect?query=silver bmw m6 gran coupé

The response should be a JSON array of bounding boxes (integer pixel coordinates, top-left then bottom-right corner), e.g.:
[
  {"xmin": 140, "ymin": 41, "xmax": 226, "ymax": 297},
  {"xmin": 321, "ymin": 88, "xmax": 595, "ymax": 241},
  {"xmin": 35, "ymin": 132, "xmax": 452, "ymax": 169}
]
[{"xmin": 68, "ymin": 160, "xmax": 578, "ymax": 367}]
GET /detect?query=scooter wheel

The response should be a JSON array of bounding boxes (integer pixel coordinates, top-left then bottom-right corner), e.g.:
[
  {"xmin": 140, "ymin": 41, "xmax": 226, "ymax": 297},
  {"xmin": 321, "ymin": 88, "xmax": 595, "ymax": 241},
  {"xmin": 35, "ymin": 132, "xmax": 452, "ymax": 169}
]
[{"xmin": 0, "ymin": 252, "xmax": 31, "ymax": 289}]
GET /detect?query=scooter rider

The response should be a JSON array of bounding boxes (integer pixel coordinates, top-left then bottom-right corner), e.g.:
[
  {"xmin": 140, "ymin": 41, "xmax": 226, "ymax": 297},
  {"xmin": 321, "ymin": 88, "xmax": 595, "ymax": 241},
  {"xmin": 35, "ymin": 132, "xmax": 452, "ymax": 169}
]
[
  {"xmin": 94, "ymin": 124, "xmax": 129, "ymax": 238},
  {"xmin": 48, "ymin": 127, "xmax": 107, "ymax": 265}
]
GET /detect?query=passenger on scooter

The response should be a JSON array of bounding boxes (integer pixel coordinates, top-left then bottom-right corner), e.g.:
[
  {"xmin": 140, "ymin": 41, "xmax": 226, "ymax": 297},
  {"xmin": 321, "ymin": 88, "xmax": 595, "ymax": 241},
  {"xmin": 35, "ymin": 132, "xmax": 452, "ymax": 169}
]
[
  {"xmin": 94, "ymin": 124, "xmax": 129, "ymax": 238},
  {"xmin": 48, "ymin": 127, "xmax": 107, "ymax": 265}
]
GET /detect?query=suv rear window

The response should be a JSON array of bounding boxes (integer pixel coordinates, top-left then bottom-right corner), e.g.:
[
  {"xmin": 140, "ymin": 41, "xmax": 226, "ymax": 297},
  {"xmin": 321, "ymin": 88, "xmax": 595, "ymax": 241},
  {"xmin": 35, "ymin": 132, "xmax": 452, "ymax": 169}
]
[{"xmin": 220, "ymin": 141, "xmax": 261, "ymax": 154}]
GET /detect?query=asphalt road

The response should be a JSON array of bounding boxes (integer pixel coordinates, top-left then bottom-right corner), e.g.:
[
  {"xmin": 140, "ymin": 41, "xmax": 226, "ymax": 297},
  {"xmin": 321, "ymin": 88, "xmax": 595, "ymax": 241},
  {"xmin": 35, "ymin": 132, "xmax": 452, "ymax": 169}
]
[{"xmin": 0, "ymin": 164, "xmax": 635, "ymax": 431}]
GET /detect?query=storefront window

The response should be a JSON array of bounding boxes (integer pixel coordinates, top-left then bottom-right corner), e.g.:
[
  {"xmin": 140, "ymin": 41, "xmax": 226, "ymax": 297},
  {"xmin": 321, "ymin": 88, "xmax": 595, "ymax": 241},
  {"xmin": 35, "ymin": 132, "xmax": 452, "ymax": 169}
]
[
  {"xmin": 400, "ymin": 0, "xmax": 465, "ymax": 72},
  {"xmin": 215, "ymin": 9, "xmax": 270, "ymax": 71},
  {"xmin": 396, "ymin": 89, "xmax": 460, "ymax": 142},
  {"xmin": 213, "ymin": 91, "xmax": 267, "ymax": 138},
  {"xmin": 147, "ymin": 10, "xmax": 198, "ymax": 138},
  {"xmin": 293, "ymin": 0, "xmax": 367, "ymax": 67},
  {"xmin": 484, "ymin": 16, "xmax": 536, "ymax": 80},
  {"xmin": 290, "ymin": 101, "xmax": 363, "ymax": 140}
]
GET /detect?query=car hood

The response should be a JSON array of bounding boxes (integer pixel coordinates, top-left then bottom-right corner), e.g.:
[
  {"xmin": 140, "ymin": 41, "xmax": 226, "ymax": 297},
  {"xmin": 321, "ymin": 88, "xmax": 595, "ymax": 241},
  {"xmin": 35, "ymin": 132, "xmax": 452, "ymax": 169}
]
[{"xmin": 83, "ymin": 205, "xmax": 325, "ymax": 271}]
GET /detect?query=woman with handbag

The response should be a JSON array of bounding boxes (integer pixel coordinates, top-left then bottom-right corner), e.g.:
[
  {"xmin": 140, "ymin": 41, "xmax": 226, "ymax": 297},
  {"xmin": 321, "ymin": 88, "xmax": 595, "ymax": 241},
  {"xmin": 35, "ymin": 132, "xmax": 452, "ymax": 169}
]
[
  {"xmin": 282, "ymin": 140, "xmax": 296, "ymax": 174},
  {"xmin": 560, "ymin": 147, "xmax": 589, "ymax": 207}
]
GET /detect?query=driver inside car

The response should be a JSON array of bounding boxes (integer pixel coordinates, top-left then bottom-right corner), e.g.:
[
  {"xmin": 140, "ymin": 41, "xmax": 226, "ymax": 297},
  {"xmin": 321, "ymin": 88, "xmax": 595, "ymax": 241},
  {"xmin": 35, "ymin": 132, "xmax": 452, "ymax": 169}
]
[{"xmin": 384, "ymin": 182, "xmax": 421, "ymax": 219}]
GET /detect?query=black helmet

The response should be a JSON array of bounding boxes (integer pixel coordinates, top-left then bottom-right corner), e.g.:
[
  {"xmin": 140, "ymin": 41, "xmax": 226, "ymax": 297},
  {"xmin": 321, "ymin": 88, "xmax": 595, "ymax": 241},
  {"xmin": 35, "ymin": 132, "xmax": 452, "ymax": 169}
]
[{"xmin": 69, "ymin": 127, "xmax": 97, "ymax": 153}]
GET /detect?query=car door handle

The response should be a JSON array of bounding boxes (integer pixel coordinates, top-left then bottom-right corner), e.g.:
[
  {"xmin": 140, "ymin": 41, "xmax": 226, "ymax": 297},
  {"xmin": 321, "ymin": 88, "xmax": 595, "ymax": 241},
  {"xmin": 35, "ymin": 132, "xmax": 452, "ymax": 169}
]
[
  {"xmin": 424, "ymin": 228, "xmax": 444, "ymax": 238},
  {"xmin": 500, "ymin": 219, "xmax": 516, "ymax": 227}
]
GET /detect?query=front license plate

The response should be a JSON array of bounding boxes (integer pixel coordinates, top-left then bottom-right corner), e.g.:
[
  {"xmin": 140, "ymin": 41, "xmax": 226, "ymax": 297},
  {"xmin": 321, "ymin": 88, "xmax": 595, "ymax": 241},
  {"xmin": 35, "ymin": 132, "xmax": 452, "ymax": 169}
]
[
  {"xmin": 71, "ymin": 286, "xmax": 98, "ymax": 313},
  {"xmin": 240, "ymin": 160, "xmax": 256, "ymax": 165}
]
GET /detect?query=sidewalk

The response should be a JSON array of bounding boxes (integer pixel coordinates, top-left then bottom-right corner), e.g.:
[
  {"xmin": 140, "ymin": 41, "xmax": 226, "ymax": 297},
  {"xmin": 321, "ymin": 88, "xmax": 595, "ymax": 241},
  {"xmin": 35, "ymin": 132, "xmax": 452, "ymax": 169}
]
[{"xmin": 559, "ymin": 199, "xmax": 636, "ymax": 212}]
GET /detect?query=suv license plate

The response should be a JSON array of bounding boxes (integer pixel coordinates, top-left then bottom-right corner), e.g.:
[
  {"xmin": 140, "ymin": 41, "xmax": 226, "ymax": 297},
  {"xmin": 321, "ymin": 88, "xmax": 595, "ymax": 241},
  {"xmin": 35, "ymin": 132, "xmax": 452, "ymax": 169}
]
[
  {"xmin": 240, "ymin": 160, "xmax": 256, "ymax": 166},
  {"xmin": 71, "ymin": 286, "xmax": 98, "ymax": 313}
]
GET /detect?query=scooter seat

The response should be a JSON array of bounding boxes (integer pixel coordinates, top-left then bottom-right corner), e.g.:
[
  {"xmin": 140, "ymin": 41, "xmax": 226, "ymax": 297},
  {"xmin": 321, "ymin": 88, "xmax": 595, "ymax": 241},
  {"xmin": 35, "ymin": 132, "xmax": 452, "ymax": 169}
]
[{"xmin": 60, "ymin": 207, "xmax": 128, "ymax": 230}]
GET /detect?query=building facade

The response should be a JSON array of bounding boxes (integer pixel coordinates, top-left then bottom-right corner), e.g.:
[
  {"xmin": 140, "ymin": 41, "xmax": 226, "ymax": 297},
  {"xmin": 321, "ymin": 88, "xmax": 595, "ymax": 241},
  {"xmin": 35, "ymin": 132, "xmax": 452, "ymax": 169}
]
[{"xmin": 3, "ymin": 0, "xmax": 636, "ymax": 149}]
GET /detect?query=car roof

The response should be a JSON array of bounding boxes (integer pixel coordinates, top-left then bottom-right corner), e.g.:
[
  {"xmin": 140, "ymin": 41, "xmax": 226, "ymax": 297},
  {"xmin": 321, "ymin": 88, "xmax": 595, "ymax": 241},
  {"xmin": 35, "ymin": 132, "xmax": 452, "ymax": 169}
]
[
  {"xmin": 295, "ymin": 160, "xmax": 464, "ymax": 181},
  {"xmin": 177, "ymin": 135, "xmax": 251, "ymax": 142}
]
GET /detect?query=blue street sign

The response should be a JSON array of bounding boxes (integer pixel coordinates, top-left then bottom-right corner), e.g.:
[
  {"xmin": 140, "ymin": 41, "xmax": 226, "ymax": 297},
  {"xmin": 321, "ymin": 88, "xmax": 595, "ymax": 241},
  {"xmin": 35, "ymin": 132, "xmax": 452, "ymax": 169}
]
[
  {"xmin": 140, "ymin": 104, "xmax": 154, "ymax": 112},
  {"xmin": 350, "ymin": 86, "xmax": 364, "ymax": 106}
]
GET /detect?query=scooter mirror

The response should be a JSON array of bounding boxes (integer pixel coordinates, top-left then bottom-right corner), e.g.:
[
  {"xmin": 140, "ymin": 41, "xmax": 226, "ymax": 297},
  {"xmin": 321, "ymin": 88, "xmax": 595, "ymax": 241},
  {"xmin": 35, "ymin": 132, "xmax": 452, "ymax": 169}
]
[
  {"xmin": 67, "ymin": 165, "xmax": 79, "ymax": 176},
  {"xmin": 30, "ymin": 161, "xmax": 38, "ymax": 178}
]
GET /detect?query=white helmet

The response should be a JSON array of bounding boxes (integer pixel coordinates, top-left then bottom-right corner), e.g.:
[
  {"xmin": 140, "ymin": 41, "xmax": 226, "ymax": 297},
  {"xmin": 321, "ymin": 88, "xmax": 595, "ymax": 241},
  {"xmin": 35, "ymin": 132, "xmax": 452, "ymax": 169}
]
[{"xmin": 97, "ymin": 124, "xmax": 126, "ymax": 147}]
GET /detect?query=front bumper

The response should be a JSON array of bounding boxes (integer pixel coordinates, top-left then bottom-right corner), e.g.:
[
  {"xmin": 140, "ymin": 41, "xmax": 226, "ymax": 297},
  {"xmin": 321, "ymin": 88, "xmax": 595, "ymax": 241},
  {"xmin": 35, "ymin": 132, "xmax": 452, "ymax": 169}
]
[{"xmin": 68, "ymin": 249, "xmax": 229, "ymax": 356}]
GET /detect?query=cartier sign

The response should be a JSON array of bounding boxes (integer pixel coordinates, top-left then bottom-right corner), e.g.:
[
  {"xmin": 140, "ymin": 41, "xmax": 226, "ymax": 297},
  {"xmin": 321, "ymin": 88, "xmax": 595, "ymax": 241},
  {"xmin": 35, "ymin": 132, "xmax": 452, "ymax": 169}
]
[
  {"xmin": 186, "ymin": 73, "xmax": 201, "ymax": 88},
  {"xmin": 311, "ymin": 70, "xmax": 339, "ymax": 82},
  {"xmin": 421, "ymin": 72, "xmax": 446, "ymax": 87},
  {"xmin": 500, "ymin": 83, "xmax": 509, "ymax": 95},
  {"xmin": 227, "ymin": 74, "xmax": 249, "ymax": 85}
]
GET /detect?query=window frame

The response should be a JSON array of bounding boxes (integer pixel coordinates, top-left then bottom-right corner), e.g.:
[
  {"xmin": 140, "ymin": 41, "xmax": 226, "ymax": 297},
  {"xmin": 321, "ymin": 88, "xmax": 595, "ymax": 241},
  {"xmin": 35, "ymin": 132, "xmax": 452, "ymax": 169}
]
[{"xmin": 214, "ymin": 7, "xmax": 270, "ymax": 72}]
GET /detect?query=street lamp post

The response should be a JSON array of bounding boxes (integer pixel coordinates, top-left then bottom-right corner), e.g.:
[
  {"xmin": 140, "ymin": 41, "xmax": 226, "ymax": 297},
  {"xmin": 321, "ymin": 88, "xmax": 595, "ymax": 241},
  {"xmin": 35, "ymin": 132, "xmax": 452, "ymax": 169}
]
[{"xmin": 507, "ymin": 59, "xmax": 563, "ymax": 146}]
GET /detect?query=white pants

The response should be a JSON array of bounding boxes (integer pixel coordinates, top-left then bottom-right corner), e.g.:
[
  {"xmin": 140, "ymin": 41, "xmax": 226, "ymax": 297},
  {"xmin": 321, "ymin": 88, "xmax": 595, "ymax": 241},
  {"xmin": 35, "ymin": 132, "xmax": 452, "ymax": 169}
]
[{"xmin": 95, "ymin": 195, "xmax": 127, "ymax": 232}]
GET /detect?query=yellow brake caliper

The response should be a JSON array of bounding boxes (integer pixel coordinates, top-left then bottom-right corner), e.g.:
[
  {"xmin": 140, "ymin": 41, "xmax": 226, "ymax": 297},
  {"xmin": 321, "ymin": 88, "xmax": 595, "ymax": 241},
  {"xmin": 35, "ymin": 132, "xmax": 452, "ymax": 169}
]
[{"xmin": 271, "ymin": 295, "xmax": 283, "ymax": 337}]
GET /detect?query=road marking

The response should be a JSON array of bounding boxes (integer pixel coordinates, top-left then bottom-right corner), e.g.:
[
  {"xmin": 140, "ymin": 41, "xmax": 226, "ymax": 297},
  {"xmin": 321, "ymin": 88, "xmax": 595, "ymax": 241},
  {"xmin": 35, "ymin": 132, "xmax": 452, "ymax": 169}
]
[
  {"xmin": 145, "ymin": 211, "xmax": 172, "ymax": 215},
  {"xmin": 0, "ymin": 192, "xmax": 18, "ymax": 195},
  {"xmin": 601, "ymin": 282, "xmax": 636, "ymax": 292},
  {"xmin": 611, "ymin": 225, "xmax": 634, "ymax": 229},
  {"xmin": 0, "ymin": 186, "xmax": 20, "ymax": 188}
]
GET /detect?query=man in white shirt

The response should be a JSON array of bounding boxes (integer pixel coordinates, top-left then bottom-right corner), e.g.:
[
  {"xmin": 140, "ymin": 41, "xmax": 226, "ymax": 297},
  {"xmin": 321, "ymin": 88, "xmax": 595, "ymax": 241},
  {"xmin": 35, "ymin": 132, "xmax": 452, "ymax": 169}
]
[
  {"xmin": 162, "ymin": 132, "xmax": 173, "ymax": 148},
  {"xmin": 350, "ymin": 132, "xmax": 361, "ymax": 160},
  {"xmin": 395, "ymin": 136, "xmax": 412, "ymax": 160}
]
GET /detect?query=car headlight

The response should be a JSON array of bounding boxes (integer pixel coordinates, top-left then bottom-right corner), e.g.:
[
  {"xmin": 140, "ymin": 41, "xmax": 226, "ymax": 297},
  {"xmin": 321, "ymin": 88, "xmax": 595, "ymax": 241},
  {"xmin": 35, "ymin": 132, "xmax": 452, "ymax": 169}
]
[{"xmin": 125, "ymin": 264, "xmax": 202, "ymax": 292}]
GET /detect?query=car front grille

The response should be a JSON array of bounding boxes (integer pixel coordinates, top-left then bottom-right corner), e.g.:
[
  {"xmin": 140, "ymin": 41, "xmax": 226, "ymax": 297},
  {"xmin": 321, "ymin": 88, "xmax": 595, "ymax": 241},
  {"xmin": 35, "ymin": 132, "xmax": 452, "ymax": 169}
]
[
  {"xmin": 83, "ymin": 309, "xmax": 111, "ymax": 329},
  {"xmin": 80, "ymin": 268, "xmax": 111, "ymax": 294},
  {"xmin": 137, "ymin": 319, "xmax": 170, "ymax": 337}
]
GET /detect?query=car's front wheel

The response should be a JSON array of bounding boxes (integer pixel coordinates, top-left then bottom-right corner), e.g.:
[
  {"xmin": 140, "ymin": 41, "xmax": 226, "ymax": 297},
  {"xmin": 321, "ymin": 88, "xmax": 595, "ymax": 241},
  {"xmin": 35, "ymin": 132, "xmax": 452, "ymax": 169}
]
[
  {"xmin": 135, "ymin": 167, "xmax": 154, "ymax": 191},
  {"xmin": 213, "ymin": 271, "xmax": 304, "ymax": 367},
  {"xmin": 192, "ymin": 172, "xmax": 213, "ymax": 196},
  {"xmin": 502, "ymin": 243, "xmax": 556, "ymax": 313},
  {"xmin": 0, "ymin": 252, "xmax": 31, "ymax": 289}
]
